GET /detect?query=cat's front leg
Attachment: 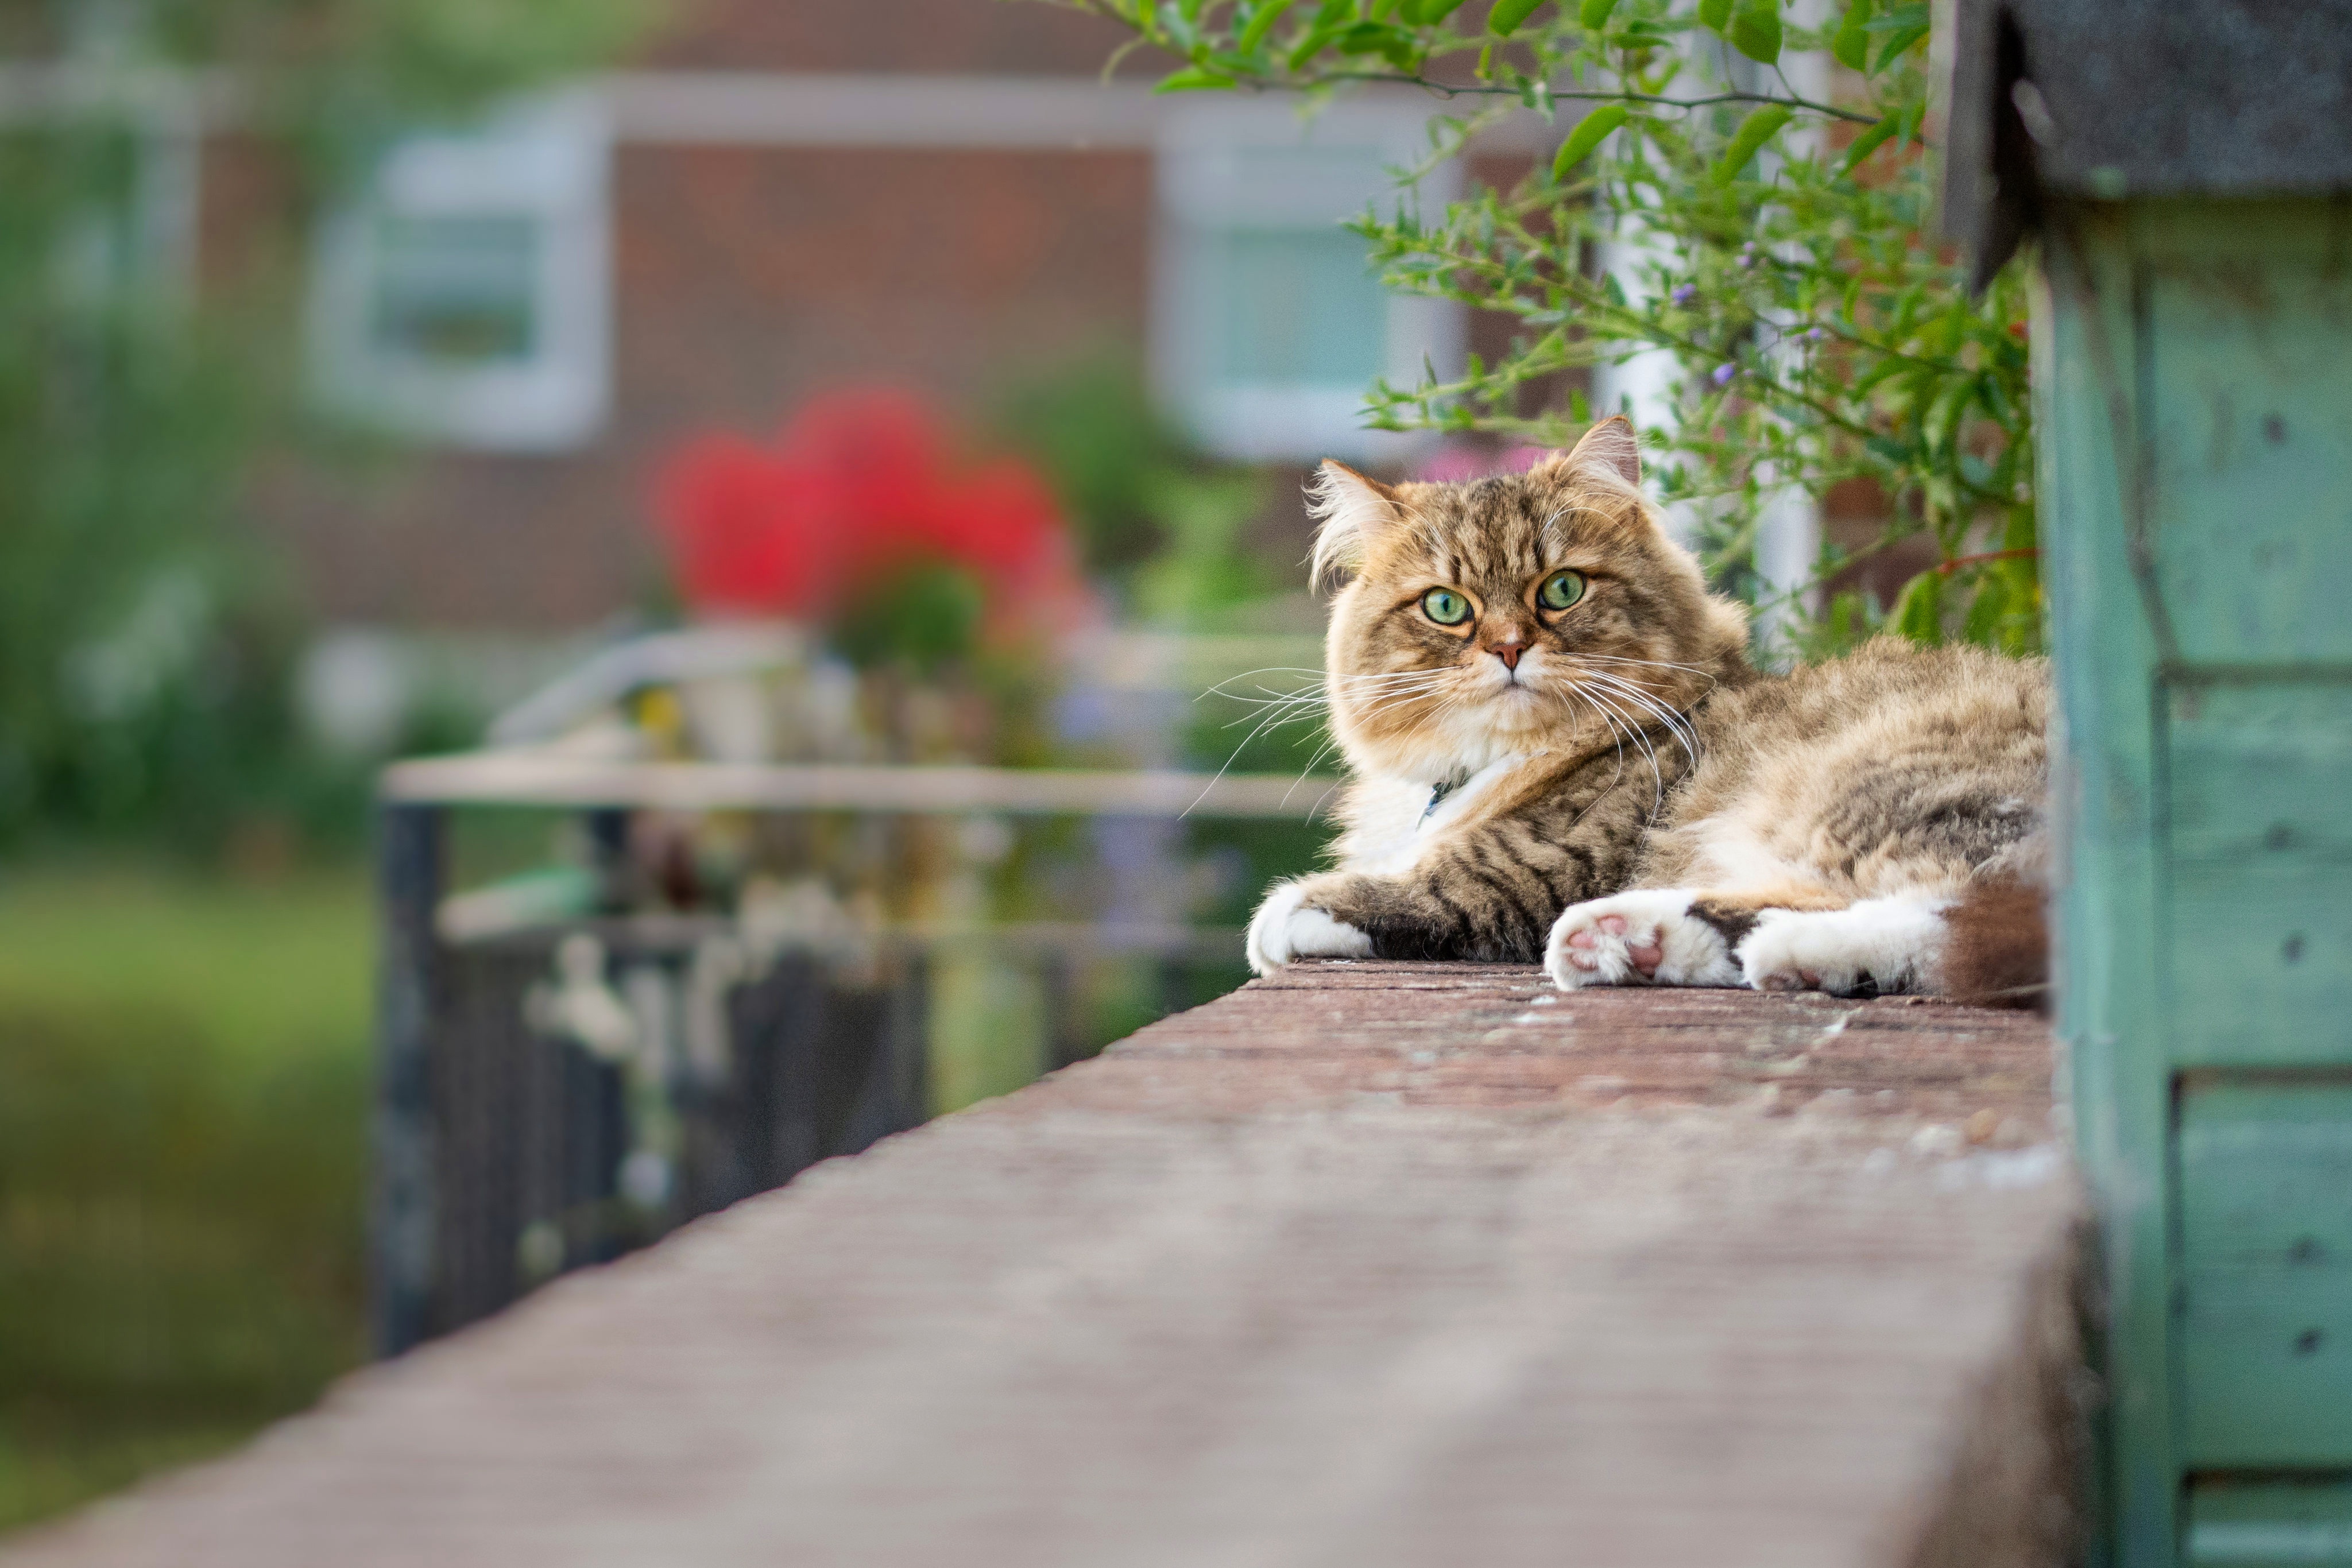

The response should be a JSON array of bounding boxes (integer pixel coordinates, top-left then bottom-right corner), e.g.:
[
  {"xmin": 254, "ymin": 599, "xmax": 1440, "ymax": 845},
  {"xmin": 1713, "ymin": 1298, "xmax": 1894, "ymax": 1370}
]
[
  {"xmin": 1246, "ymin": 873, "xmax": 1375, "ymax": 975},
  {"xmin": 1545, "ymin": 889, "xmax": 1748, "ymax": 990}
]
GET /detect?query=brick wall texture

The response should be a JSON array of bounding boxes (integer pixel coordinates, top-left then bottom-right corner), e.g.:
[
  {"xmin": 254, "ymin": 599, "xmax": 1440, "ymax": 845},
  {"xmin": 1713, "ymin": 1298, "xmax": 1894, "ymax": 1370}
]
[
  {"xmin": 235, "ymin": 0, "xmax": 1170, "ymax": 629},
  {"xmin": 265, "ymin": 138, "xmax": 1154, "ymax": 629}
]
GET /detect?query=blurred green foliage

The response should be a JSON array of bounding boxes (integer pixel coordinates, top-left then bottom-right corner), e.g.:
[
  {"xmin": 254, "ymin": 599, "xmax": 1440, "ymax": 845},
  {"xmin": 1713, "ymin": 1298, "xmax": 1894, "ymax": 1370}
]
[
  {"xmin": 0, "ymin": 864, "xmax": 373, "ymax": 1532},
  {"xmin": 992, "ymin": 354, "xmax": 1190, "ymax": 583},
  {"xmin": 832, "ymin": 561, "xmax": 991, "ymax": 676},
  {"xmin": 0, "ymin": 0, "xmax": 653, "ymax": 849},
  {"xmin": 992, "ymin": 354, "xmax": 1285, "ymax": 626},
  {"xmin": 1046, "ymin": 0, "xmax": 2041, "ymax": 657}
]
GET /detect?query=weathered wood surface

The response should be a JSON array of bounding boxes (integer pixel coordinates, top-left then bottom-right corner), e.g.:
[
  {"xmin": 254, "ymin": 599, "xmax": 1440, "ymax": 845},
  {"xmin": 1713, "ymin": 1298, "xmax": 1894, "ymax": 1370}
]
[{"xmin": 1, "ymin": 963, "xmax": 2082, "ymax": 1568}]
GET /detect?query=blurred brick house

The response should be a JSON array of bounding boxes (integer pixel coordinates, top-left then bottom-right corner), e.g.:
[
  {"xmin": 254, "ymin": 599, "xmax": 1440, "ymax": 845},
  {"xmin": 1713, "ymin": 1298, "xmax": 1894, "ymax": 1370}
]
[{"xmin": 258, "ymin": 1, "xmax": 1499, "ymax": 635}]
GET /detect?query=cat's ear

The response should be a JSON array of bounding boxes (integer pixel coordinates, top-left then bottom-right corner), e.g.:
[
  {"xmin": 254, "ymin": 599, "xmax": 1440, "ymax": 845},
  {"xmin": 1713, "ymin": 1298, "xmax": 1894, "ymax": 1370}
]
[
  {"xmin": 1553, "ymin": 414, "xmax": 1642, "ymax": 490},
  {"xmin": 1307, "ymin": 460, "xmax": 1406, "ymax": 587}
]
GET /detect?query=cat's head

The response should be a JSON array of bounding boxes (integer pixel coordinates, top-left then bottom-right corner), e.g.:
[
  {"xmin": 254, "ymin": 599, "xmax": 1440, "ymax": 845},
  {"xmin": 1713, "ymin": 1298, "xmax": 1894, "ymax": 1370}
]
[{"xmin": 1311, "ymin": 416, "xmax": 1749, "ymax": 781}]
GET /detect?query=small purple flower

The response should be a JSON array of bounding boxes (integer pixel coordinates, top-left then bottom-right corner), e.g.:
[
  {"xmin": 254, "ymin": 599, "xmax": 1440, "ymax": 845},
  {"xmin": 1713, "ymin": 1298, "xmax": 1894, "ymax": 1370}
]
[
  {"xmin": 1711, "ymin": 362, "xmax": 1738, "ymax": 386},
  {"xmin": 1670, "ymin": 284, "xmax": 1698, "ymax": 307},
  {"xmin": 1803, "ymin": 327, "xmax": 1827, "ymax": 343}
]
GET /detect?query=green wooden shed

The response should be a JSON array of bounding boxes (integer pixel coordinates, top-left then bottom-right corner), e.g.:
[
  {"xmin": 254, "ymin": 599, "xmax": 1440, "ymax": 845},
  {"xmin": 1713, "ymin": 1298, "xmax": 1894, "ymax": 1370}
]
[{"xmin": 1942, "ymin": 3, "xmax": 2352, "ymax": 1563}]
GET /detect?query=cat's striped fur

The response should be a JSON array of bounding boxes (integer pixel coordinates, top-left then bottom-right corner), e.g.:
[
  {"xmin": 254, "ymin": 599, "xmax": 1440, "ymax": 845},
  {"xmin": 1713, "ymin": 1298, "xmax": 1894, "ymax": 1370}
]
[{"xmin": 1247, "ymin": 417, "xmax": 2049, "ymax": 1002}]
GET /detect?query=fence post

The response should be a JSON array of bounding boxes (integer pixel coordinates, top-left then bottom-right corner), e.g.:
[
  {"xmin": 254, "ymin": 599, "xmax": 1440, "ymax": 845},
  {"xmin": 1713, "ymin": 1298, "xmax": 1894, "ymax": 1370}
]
[{"xmin": 373, "ymin": 802, "xmax": 444, "ymax": 1357}]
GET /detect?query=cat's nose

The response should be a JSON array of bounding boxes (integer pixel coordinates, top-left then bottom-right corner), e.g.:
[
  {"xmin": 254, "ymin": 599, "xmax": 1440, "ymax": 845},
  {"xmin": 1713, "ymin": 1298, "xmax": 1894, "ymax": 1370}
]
[{"xmin": 1491, "ymin": 643, "xmax": 1522, "ymax": 671}]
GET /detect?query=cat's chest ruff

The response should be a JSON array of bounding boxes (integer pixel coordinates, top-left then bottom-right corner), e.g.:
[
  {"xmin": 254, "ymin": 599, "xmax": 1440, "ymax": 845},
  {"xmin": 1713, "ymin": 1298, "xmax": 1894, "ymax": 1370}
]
[{"xmin": 1345, "ymin": 754, "xmax": 1526, "ymax": 874}]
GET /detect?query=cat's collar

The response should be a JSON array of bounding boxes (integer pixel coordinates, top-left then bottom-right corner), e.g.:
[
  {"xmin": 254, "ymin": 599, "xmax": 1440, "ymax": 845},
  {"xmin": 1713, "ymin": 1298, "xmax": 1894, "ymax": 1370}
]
[{"xmin": 1420, "ymin": 770, "xmax": 1472, "ymax": 824}]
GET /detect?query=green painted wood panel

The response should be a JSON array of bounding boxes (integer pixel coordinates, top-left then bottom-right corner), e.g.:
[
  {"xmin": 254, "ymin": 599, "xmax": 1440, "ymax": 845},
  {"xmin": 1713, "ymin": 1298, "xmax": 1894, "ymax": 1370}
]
[
  {"xmin": 2144, "ymin": 208, "xmax": 2352, "ymax": 667},
  {"xmin": 2039, "ymin": 212, "xmax": 2180, "ymax": 1565},
  {"xmin": 2177, "ymin": 1078, "xmax": 2352, "ymax": 1464},
  {"xmin": 2188, "ymin": 1480, "xmax": 2352, "ymax": 1568},
  {"xmin": 2165, "ymin": 682, "xmax": 2352, "ymax": 1066},
  {"xmin": 2044, "ymin": 200, "xmax": 2352, "ymax": 1565}
]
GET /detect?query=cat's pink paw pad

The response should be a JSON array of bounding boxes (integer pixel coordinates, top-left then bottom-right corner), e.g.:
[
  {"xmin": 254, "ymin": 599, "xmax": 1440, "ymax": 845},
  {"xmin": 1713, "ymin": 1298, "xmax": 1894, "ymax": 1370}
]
[{"xmin": 1547, "ymin": 890, "xmax": 1738, "ymax": 990}]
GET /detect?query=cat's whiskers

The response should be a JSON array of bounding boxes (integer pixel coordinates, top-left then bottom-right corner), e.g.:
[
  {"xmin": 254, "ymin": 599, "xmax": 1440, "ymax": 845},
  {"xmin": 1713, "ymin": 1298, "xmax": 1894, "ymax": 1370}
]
[
  {"xmin": 1577, "ymin": 651, "xmax": 1720, "ymax": 690},
  {"xmin": 1575, "ymin": 654, "xmax": 1717, "ymax": 736},
  {"xmin": 1575, "ymin": 666, "xmax": 1703, "ymax": 769},
  {"xmin": 1197, "ymin": 665, "xmax": 1465, "ymax": 811},
  {"xmin": 1579, "ymin": 682, "xmax": 1667, "ymax": 808},
  {"xmin": 1205, "ymin": 668, "xmax": 1449, "ymax": 736},
  {"xmin": 1343, "ymin": 677, "xmax": 1463, "ymax": 733},
  {"xmin": 1560, "ymin": 686, "xmax": 1637, "ymax": 816},
  {"xmin": 1606, "ymin": 678, "xmax": 1704, "ymax": 771}
]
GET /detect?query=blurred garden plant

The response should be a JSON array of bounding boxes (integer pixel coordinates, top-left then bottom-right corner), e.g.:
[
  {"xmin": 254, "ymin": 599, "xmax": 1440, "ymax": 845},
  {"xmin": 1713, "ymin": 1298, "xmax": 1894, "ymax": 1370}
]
[
  {"xmin": 0, "ymin": 0, "xmax": 651, "ymax": 846},
  {"xmin": 655, "ymin": 388, "xmax": 1094, "ymax": 674},
  {"xmin": 1043, "ymin": 0, "xmax": 2039, "ymax": 656},
  {"xmin": 653, "ymin": 388, "xmax": 1097, "ymax": 767}
]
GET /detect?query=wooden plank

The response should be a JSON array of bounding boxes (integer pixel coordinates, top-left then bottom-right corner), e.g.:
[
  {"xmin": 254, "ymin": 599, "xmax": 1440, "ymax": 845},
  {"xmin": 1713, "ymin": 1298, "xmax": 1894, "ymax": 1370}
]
[
  {"xmin": 2143, "ymin": 206, "xmax": 2352, "ymax": 667},
  {"xmin": 378, "ymin": 754, "xmax": 1331, "ymax": 819},
  {"xmin": 2039, "ymin": 206, "xmax": 2183, "ymax": 1563},
  {"xmin": 2041, "ymin": 199, "xmax": 2352, "ymax": 1559},
  {"xmin": 0, "ymin": 966, "xmax": 2081, "ymax": 1568},
  {"xmin": 2165, "ymin": 680, "xmax": 2352, "ymax": 1065},
  {"xmin": 2187, "ymin": 1480, "xmax": 2352, "ymax": 1568},
  {"xmin": 2177, "ymin": 1077, "xmax": 2352, "ymax": 1466}
]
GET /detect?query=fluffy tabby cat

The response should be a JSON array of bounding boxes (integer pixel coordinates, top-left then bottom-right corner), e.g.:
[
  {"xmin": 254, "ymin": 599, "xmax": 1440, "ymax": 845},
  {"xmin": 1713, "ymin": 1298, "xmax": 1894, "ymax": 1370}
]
[{"xmin": 1245, "ymin": 416, "xmax": 2048, "ymax": 1002}]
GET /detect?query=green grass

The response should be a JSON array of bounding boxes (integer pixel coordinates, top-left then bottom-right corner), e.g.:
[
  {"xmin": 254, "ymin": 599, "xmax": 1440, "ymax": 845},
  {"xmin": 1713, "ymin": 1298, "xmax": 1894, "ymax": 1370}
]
[{"xmin": 0, "ymin": 862, "xmax": 373, "ymax": 1535}]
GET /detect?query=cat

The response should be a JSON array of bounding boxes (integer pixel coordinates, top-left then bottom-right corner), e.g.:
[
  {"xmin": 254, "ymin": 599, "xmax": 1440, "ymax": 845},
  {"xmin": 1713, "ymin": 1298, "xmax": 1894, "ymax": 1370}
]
[{"xmin": 1245, "ymin": 415, "xmax": 2049, "ymax": 1004}]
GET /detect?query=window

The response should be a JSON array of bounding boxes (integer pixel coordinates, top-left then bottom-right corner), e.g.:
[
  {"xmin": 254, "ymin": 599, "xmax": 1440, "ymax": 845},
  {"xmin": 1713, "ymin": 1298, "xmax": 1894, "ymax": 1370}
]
[
  {"xmin": 307, "ymin": 92, "xmax": 610, "ymax": 452},
  {"xmin": 1154, "ymin": 102, "xmax": 1461, "ymax": 462}
]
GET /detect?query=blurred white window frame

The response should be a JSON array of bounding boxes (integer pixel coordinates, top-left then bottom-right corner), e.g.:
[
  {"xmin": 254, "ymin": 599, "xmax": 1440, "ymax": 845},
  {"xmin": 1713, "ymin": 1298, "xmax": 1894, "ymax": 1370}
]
[
  {"xmin": 308, "ymin": 91, "xmax": 611, "ymax": 453},
  {"xmin": 1154, "ymin": 102, "xmax": 1461, "ymax": 464}
]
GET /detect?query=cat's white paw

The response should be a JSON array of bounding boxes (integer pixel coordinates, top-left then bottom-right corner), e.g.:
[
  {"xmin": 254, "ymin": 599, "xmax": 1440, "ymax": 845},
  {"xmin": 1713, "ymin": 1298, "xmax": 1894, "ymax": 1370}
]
[
  {"xmin": 1247, "ymin": 880, "xmax": 1372, "ymax": 976},
  {"xmin": 1545, "ymin": 889, "xmax": 1742, "ymax": 990},
  {"xmin": 1735, "ymin": 895, "xmax": 1951, "ymax": 997}
]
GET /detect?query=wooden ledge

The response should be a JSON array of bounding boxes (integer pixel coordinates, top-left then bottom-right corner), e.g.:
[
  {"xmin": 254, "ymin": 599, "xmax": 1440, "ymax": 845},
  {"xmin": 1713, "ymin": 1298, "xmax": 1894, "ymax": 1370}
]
[{"xmin": 1, "ymin": 964, "xmax": 2083, "ymax": 1568}]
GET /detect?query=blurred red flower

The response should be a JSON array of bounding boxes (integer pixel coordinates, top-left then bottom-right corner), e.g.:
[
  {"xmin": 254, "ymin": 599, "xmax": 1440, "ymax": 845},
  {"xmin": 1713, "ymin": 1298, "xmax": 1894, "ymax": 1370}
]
[{"xmin": 654, "ymin": 388, "xmax": 1086, "ymax": 634}]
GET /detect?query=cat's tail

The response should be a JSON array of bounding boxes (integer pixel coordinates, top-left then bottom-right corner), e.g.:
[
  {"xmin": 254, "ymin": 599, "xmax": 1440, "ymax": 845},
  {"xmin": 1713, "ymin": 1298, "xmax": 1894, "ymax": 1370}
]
[{"xmin": 1943, "ymin": 876, "xmax": 2050, "ymax": 1012}]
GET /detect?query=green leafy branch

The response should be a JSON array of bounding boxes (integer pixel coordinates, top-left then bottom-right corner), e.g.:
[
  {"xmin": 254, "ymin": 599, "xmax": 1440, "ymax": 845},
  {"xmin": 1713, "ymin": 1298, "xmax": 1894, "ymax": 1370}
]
[{"xmin": 1047, "ymin": 0, "xmax": 2038, "ymax": 659}]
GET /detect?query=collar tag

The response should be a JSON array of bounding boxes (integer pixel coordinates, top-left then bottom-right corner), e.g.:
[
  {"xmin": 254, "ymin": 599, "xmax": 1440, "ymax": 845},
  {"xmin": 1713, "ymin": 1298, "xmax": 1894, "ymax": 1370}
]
[{"xmin": 1420, "ymin": 773, "xmax": 1466, "ymax": 826}]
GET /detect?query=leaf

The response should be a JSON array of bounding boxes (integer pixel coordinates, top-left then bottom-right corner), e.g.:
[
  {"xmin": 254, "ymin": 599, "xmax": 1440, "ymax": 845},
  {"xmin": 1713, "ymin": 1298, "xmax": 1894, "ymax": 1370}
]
[
  {"xmin": 1486, "ymin": 0, "xmax": 1546, "ymax": 35},
  {"xmin": 1578, "ymin": 0, "xmax": 1619, "ymax": 28},
  {"xmin": 1334, "ymin": 20, "xmax": 1405, "ymax": 51},
  {"xmin": 1711, "ymin": 102, "xmax": 1792, "ymax": 182},
  {"xmin": 1551, "ymin": 103, "xmax": 1630, "ymax": 180},
  {"xmin": 1889, "ymin": 568, "xmax": 1943, "ymax": 646},
  {"xmin": 1285, "ymin": 21, "xmax": 1341, "ymax": 65},
  {"xmin": 1727, "ymin": 0, "xmax": 1780, "ymax": 64},
  {"xmin": 1237, "ymin": 0, "xmax": 1298, "ymax": 53},
  {"xmin": 1836, "ymin": 114, "xmax": 1899, "ymax": 173},
  {"xmin": 1155, "ymin": 64, "xmax": 1238, "ymax": 90},
  {"xmin": 1697, "ymin": 0, "xmax": 1733, "ymax": 33},
  {"xmin": 1829, "ymin": 0, "xmax": 1872, "ymax": 69},
  {"xmin": 1870, "ymin": 19, "xmax": 1928, "ymax": 72},
  {"xmin": 1409, "ymin": 0, "xmax": 1471, "ymax": 20},
  {"xmin": 1960, "ymin": 569, "xmax": 2009, "ymax": 647}
]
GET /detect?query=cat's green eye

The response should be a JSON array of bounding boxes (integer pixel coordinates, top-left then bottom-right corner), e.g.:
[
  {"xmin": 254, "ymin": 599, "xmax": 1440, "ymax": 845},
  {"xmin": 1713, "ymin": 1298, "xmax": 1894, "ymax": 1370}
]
[
  {"xmin": 1538, "ymin": 570, "xmax": 1588, "ymax": 611},
  {"xmin": 1421, "ymin": 587, "xmax": 1473, "ymax": 626}
]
